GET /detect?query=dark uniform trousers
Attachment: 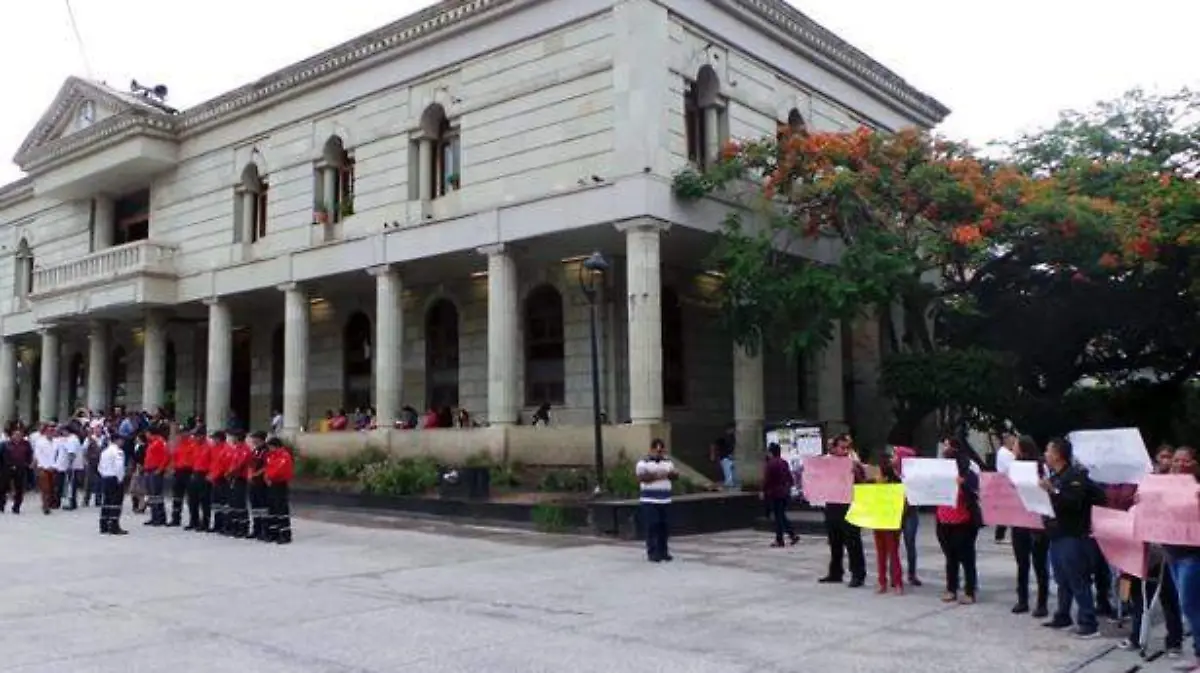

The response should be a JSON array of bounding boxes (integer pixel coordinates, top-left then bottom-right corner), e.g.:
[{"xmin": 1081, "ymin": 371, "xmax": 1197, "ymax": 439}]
[
  {"xmin": 823, "ymin": 503, "xmax": 866, "ymax": 582},
  {"xmin": 186, "ymin": 473, "xmax": 211, "ymax": 530},
  {"xmin": 227, "ymin": 477, "xmax": 249, "ymax": 537},
  {"xmin": 210, "ymin": 478, "xmax": 229, "ymax": 534},
  {"xmin": 1, "ymin": 466, "xmax": 26, "ymax": 513},
  {"xmin": 266, "ymin": 482, "xmax": 292, "ymax": 544},
  {"xmin": 170, "ymin": 468, "xmax": 191, "ymax": 526},
  {"xmin": 99, "ymin": 476, "xmax": 124, "ymax": 533},
  {"xmin": 145, "ymin": 470, "xmax": 167, "ymax": 525}
]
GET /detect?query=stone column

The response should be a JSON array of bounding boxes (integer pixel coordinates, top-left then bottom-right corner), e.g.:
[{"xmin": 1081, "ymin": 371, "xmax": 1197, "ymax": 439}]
[
  {"xmin": 733, "ymin": 339, "xmax": 765, "ymax": 485},
  {"xmin": 93, "ymin": 196, "xmax": 114, "ymax": 249},
  {"xmin": 86, "ymin": 320, "xmax": 109, "ymax": 413},
  {"xmin": 480, "ymin": 244, "xmax": 518, "ymax": 425},
  {"xmin": 280, "ymin": 283, "xmax": 309, "ymax": 432},
  {"xmin": 368, "ymin": 266, "xmax": 403, "ymax": 427},
  {"xmin": 816, "ymin": 321, "xmax": 846, "ymax": 433},
  {"xmin": 321, "ymin": 166, "xmax": 338, "ymax": 216},
  {"xmin": 239, "ymin": 189, "xmax": 256, "ymax": 243},
  {"xmin": 703, "ymin": 106, "xmax": 722, "ymax": 165},
  {"xmin": 142, "ymin": 310, "xmax": 168, "ymax": 413},
  {"xmin": 204, "ymin": 299, "xmax": 232, "ymax": 431},
  {"xmin": 0, "ymin": 340, "xmax": 15, "ymax": 423},
  {"xmin": 38, "ymin": 329, "xmax": 59, "ymax": 422},
  {"xmin": 620, "ymin": 220, "xmax": 667, "ymax": 424},
  {"xmin": 418, "ymin": 138, "xmax": 435, "ymax": 201}
]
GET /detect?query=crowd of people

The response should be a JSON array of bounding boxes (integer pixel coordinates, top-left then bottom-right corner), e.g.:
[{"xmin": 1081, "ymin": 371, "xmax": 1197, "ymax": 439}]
[{"xmin": 0, "ymin": 408, "xmax": 295, "ymax": 544}]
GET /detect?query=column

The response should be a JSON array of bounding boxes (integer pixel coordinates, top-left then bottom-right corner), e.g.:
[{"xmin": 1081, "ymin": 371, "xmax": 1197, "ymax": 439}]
[
  {"xmin": 816, "ymin": 321, "xmax": 846, "ymax": 433},
  {"xmin": 86, "ymin": 320, "xmax": 110, "ymax": 412},
  {"xmin": 368, "ymin": 267, "xmax": 403, "ymax": 428},
  {"xmin": 733, "ymin": 339, "xmax": 765, "ymax": 485},
  {"xmin": 480, "ymin": 244, "xmax": 518, "ymax": 425},
  {"xmin": 204, "ymin": 299, "xmax": 232, "ymax": 431},
  {"xmin": 620, "ymin": 220, "xmax": 667, "ymax": 424},
  {"xmin": 93, "ymin": 196, "xmax": 114, "ymax": 249},
  {"xmin": 142, "ymin": 310, "xmax": 168, "ymax": 413},
  {"xmin": 417, "ymin": 138, "xmax": 435, "ymax": 201},
  {"xmin": 703, "ymin": 106, "xmax": 721, "ymax": 165},
  {"xmin": 239, "ymin": 189, "xmax": 256, "ymax": 243},
  {"xmin": 280, "ymin": 283, "xmax": 310, "ymax": 432},
  {"xmin": 321, "ymin": 166, "xmax": 338, "ymax": 214},
  {"xmin": 0, "ymin": 340, "xmax": 15, "ymax": 423},
  {"xmin": 38, "ymin": 329, "xmax": 59, "ymax": 422}
]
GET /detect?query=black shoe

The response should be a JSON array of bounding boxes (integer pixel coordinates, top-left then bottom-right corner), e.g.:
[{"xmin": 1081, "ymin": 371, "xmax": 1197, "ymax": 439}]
[
  {"xmin": 1012, "ymin": 603, "xmax": 1030, "ymax": 614},
  {"xmin": 662, "ymin": 554, "xmax": 673, "ymax": 562},
  {"xmin": 908, "ymin": 576, "xmax": 923, "ymax": 587},
  {"xmin": 818, "ymin": 575, "xmax": 843, "ymax": 584},
  {"xmin": 166, "ymin": 521, "xmax": 181, "ymax": 528},
  {"xmin": 1032, "ymin": 605, "xmax": 1049, "ymax": 618},
  {"xmin": 183, "ymin": 524, "xmax": 196, "ymax": 531},
  {"xmin": 847, "ymin": 577, "xmax": 865, "ymax": 588},
  {"xmin": 788, "ymin": 534, "xmax": 800, "ymax": 546},
  {"xmin": 276, "ymin": 537, "xmax": 292, "ymax": 545},
  {"xmin": 647, "ymin": 556, "xmax": 662, "ymax": 563},
  {"xmin": 1042, "ymin": 618, "xmax": 1073, "ymax": 630},
  {"xmin": 112, "ymin": 528, "xmax": 129, "ymax": 536}
]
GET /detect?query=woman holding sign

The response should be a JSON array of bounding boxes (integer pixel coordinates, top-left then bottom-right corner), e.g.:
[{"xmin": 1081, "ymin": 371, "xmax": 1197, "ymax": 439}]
[
  {"xmin": 936, "ymin": 439, "xmax": 982, "ymax": 605},
  {"xmin": 1011, "ymin": 435, "xmax": 1050, "ymax": 618},
  {"xmin": 1164, "ymin": 446, "xmax": 1200, "ymax": 671}
]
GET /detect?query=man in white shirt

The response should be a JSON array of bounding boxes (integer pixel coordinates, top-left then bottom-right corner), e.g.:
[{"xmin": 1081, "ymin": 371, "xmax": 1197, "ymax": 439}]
[
  {"xmin": 61, "ymin": 427, "xmax": 85, "ymax": 510},
  {"xmin": 994, "ymin": 433, "xmax": 1018, "ymax": 543},
  {"xmin": 635, "ymin": 438, "xmax": 678, "ymax": 563},
  {"xmin": 98, "ymin": 439, "xmax": 128, "ymax": 535},
  {"xmin": 32, "ymin": 424, "xmax": 58, "ymax": 514}
]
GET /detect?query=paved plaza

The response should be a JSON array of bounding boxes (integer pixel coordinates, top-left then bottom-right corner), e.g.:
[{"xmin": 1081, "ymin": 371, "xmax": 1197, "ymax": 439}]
[{"xmin": 1, "ymin": 503, "xmax": 1127, "ymax": 673}]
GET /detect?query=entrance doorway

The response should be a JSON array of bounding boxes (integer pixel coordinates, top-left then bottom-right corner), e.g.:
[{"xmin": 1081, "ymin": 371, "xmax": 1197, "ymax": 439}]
[{"xmin": 230, "ymin": 328, "xmax": 252, "ymax": 430}]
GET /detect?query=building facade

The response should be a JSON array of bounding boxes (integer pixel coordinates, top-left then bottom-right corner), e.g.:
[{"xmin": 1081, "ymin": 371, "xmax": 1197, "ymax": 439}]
[{"xmin": 0, "ymin": 0, "xmax": 946, "ymax": 468}]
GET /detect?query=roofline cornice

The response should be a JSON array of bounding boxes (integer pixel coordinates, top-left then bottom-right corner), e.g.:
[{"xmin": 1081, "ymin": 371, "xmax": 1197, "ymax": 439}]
[
  {"xmin": 0, "ymin": 178, "xmax": 34, "ymax": 209},
  {"xmin": 16, "ymin": 112, "xmax": 177, "ymax": 174}
]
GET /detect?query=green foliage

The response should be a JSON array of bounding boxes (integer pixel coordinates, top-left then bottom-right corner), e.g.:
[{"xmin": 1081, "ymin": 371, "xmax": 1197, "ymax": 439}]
[
  {"xmin": 537, "ymin": 469, "xmax": 593, "ymax": 493},
  {"xmin": 880, "ymin": 348, "xmax": 1020, "ymax": 430},
  {"xmin": 531, "ymin": 503, "xmax": 568, "ymax": 533},
  {"xmin": 359, "ymin": 457, "xmax": 441, "ymax": 496},
  {"xmin": 603, "ymin": 453, "xmax": 641, "ymax": 499}
]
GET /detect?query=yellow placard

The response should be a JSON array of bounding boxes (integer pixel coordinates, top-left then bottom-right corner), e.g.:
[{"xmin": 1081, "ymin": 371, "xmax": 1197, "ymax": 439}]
[{"xmin": 845, "ymin": 484, "xmax": 905, "ymax": 531}]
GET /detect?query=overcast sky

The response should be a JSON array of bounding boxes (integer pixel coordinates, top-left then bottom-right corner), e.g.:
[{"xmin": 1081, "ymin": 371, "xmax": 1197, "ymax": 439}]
[{"xmin": 0, "ymin": 0, "xmax": 1195, "ymax": 186}]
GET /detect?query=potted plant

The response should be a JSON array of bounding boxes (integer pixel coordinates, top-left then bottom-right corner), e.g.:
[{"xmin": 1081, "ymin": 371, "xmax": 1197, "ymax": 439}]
[
  {"xmin": 339, "ymin": 195, "xmax": 355, "ymax": 218},
  {"xmin": 313, "ymin": 201, "xmax": 330, "ymax": 225},
  {"xmin": 446, "ymin": 172, "xmax": 461, "ymax": 191}
]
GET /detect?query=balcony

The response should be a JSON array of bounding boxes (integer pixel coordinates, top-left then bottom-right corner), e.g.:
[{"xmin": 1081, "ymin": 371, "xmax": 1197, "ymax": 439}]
[{"xmin": 29, "ymin": 240, "xmax": 178, "ymax": 321}]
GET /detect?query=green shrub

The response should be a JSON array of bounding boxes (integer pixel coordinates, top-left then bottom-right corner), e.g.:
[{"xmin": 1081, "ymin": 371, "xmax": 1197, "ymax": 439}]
[
  {"xmin": 490, "ymin": 463, "xmax": 522, "ymax": 488},
  {"xmin": 531, "ymin": 503, "xmax": 567, "ymax": 532},
  {"xmin": 537, "ymin": 469, "xmax": 592, "ymax": 493},
  {"xmin": 359, "ymin": 457, "xmax": 441, "ymax": 496},
  {"xmin": 344, "ymin": 446, "xmax": 389, "ymax": 474},
  {"xmin": 463, "ymin": 451, "xmax": 497, "ymax": 468},
  {"xmin": 604, "ymin": 453, "xmax": 640, "ymax": 499}
]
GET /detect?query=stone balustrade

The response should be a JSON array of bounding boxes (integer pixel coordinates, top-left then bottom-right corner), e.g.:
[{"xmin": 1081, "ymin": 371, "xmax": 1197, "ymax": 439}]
[{"xmin": 30, "ymin": 240, "xmax": 176, "ymax": 297}]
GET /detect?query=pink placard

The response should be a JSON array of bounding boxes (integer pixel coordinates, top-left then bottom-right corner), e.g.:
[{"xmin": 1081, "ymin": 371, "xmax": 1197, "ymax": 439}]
[
  {"xmin": 979, "ymin": 473, "xmax": 1044, "ymax": 530},
  {"xmin": 1092, "ymin": 507, "xmax": 1147, "ymax": 579},
  {"xmin": 1133, "ymin": 474, "xmax": 1200, "ymax": 546},
  {"xmin": 801, "ymin": 456, "xmax": 854, "ymax": 504}
]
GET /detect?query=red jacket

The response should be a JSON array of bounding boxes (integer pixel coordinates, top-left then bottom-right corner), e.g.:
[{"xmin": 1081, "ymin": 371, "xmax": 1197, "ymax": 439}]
[
  {"xmin": 265, "ymin": 447, "xmax": 294, "ymax": 484},
  {"xmin": 191, "ymin": 438, "xmax": 211, "ymax": 473},
  {"xmin": 173, "ymin": 437, "xmax": 195, "ymax": 470},
  {"xmin": 207, "ymin": 442, "xmax": 229, "ymax": 482},
  {"xmin": 226, "ymin": 442, "xmax": 252, "ymax": 479},
  {"xmin": 144, "ymin": 436, "xmax": 170, "ymax": 472}
]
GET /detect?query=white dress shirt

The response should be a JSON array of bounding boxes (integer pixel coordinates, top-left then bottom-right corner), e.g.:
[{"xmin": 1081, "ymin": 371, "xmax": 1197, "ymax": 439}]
[
  {"xmin": 65, "ymin": 435, "xmax": 84, "ymax": 470},
  {"xmin": 98, "ymin": 444, "xmax": 126, "ymax": 479},
  {"xmin": 53, "ymin": 436, "xmax": 73, "ymax": 472},
  {"xmin": 996, "ymin": 446, "xmax": 1016, "ymax": 475},
  {"xmin": 33, "ymin": 435, "xmax": 57, "ymax": 470}
]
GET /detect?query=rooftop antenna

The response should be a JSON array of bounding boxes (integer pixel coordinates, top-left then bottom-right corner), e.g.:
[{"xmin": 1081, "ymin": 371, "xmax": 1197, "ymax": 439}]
[{"xmin": 63, "ymin": 0, "xmax": 94, "ymax": 79}]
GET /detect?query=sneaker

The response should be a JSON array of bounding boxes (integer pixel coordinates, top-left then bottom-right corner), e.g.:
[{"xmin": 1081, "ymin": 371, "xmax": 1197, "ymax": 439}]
[
  {"xmin": 941, "ymin": 592, "xmax": 957, "ymax": 603},
  {"xmin": 788, "ymin": 534, "xmax": 799, "ymax": 546},
  {"xmin": 1074, "ymin": 628, "xmax": 1100, "ymax": 640},
  {"xmin": 1115, "ymin": 639, "xmax": 1139, "ymax": 651},
  {"xmin": 1042, "ymin": 618, "xmax": 1073, "ymax": 630},
  {"xmin": 958, "ymin": 595, "xmax": 976, "ymax": 606},
  {"xmin": 1171, "ymin": 661, "xmax": 1198, "ymax": 672}
]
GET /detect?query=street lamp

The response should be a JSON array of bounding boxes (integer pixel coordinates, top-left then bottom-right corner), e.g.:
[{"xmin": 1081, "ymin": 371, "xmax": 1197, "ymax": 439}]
[{"xmin": 578, "ymin": 251, "xmax": 609, "ymax": 494}]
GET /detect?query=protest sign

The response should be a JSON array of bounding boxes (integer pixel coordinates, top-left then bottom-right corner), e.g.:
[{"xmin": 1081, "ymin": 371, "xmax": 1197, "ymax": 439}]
[
  {"xmin": 1133, "ymin": 474, "xmax": 1200, "ymax": 546},
  {"xmin": 1092, "ymin": 507, "xmax": 1147, "ymax": 579},
  {"xmin": 900, "ymin": 458, "xmax": 959, "ymax": 507},
  {"xmin": 1067, "ymin": 428, "xmax": 1152, "ymax": 485},
  {"xmin": 1007, "ymin": 461, "xmax": 1055, "ymax": 517},
  {"xmin": 800, "ymin": 455, "xmax": 854, "ymax": 505},
  {"xmin": 979, "ymin": 473, "xmax": 1044, "ymax": 530},
  {"xmin": 845, "ymin": 484, "xmax": 905, "ymax": 531}
]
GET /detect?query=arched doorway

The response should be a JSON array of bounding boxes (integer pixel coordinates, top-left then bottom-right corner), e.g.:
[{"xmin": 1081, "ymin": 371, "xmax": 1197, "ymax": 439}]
[
  {"xmin": 230, "ymin": 328, "xmax": 252, "ymax": 430},
  {"xmin": 425, "ymin": 299, "xmax": 459, "ymax": 409},
  {"xmin": 343, "ymin": 312, "xmax": 372, "ymax": 411}
]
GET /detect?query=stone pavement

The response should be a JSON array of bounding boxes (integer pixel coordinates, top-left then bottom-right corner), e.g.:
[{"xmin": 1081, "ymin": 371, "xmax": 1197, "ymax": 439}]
[{"xmin": 0, "ymin": 502, "xmax": 1134, "ymax": 673}]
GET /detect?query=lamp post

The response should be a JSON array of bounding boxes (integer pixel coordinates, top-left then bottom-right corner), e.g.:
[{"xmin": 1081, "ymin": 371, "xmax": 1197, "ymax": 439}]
[{"xmin": 578, "ymin": 251, "xmax": 609, "ymax": 494}]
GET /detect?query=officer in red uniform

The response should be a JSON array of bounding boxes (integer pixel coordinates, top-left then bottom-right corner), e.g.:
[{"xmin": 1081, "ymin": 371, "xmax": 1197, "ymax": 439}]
[
  {"xmin": 188, "ymin": 431, "xmax": 212, "ymax": 531},
  {"xmin": 264, "ymin": 437, "xmax": 294, "ymax": 544},
  {"xmin": 247, "ymin": 431, "xmax": 270, "ymax": 541},
  {"xmin": 225, "ymin": 432, "xmax": 252, "ymax": 538},
  {"xmin": 142, "ymin": 428, "xmax": 170, "ymax": 526},
  {"xmin": 207, "ymin": 431, "xmax": 230, "ymax": 535},
  {"xmin": 168, "ymin": 430, "xmax": 194, "ymax": 527}
]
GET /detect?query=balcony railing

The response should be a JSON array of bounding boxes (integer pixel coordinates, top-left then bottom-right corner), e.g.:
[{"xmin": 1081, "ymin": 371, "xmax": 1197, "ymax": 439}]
[{"xmin": 31, "ymin": 239, "xmax": 177, "ymax": 297}]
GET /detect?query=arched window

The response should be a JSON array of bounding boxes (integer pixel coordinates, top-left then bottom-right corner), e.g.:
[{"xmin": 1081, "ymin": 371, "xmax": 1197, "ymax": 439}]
[
  {"xmin": 239, "ymin": 163, "xmax": 268, "ymax": 242},
  {"xmin": 110, "ymin": 346, "xmax": 128, "ymax": 407},
  {"xmin": 425, "ymin": 299, "xmax": 460, "ymax": 409},
  {"xmin": 269, "ymin": 325, "xmax": 284, "ymax": 415},
  {"xmin": 419, "ymin": 104, "xmax": 461, "ymax": 198},
  {"xmin": 14, "ymin": 238, "xmax": 33, "ymax": 297},
  {"xmin": 662, "ymin": 287, "xmax": 686, "ymax": 406},
  {"xmin": 67, "ymin": 353, "xmax": 85, "ymax": 413},
  {"xmin": 524, "ymin": 285, "xmax": 565, "ymax": 405},
  {"xmin": 318, "ymin": 137, "xmax": 355, "ymax": 223},
  {"xmin": 787, "ymin": 107, "xmax": 806, "ymax": 134},
  {"xmin": 165, "ymin": 340, "xmax": 177, "ymax": 415},
  {"xmin": 343, "ymin": 312, "xmax": 372, "ymax": 411},
  {"xmin": 684, "ymin": 65, "xmax": 722, "ymax": 169}
]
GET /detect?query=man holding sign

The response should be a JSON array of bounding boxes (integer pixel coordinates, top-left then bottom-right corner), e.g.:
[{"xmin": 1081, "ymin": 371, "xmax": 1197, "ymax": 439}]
[{"xmin": 815, "ymin": 435, "xmax": 867, "ymax": 588}]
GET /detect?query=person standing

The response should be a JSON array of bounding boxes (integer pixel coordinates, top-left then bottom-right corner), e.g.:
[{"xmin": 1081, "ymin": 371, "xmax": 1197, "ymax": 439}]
[
  {"xmin": 264, "ymin": 437, "xmax": 294, "ymax": 544},
  {"xmin": 936, "ymin": 440, "xmax": 982, "ymax": 605},
  {"xmin": 207, "ymin": 431, "xmax": 231, "ymax": 535},
  {"xmin": 142, "ymin": 429, "xmax": 169, "ymax": 526},
  {"xmin": 33, "ymin": 426, "xmax": 58, "ymax": 514},
  {"xmin": 1163, "ymin": 445, "xmax": 1200, "ymax": 671},
  {"xmin": 188, "ymin": 431, "xmax": 212, "ymax": 531},
  {"xmin": 710, "ymin": 423, "xmax": 737, "ymax": 489},
  {"xmin": 1039, "ymin": 437, "xmax": 1101, "ymax": 639},
  {"xmin": 247, "ymin": 431, "xmax": 270, "ymax": 540},
  {"xmin": 225, "ymin": 432, "xmax": 252, "ymax": 538},
  {"xmin": 52, "ymin": 426, "xmax": 72, "ymax": 509},
  {"xmin": 891, "ymin": 445, "xmax": 923, "ymax": 587},
  {"xmin": 1011, "ymin": 435, "xmax": 1050, "ymax": 617},
  {"xmin": 83, "ymin": 428, "xmax": 103, "ymax": 507},
  {"xmin": 762, "ymin": 442, "xmax": 798, "ymax": 547},
  {"xmin": 169, "ymin": 430, "xmax": 194, "ymax": 527},
  {"xmin": 818, "ymin": 434, "xmax": 867, "ymax": 588},
  {"xmin": 994, "ymin": 433, "xmax": 1017, "ymax": 544},
  {"xmin": 2, "ymin": 428, "xmax": 32, "ymax": 514},
  {"xmin": 635, "ymin": 438, "xmax": 677, "ymax": 563},
  {"xmin": 98, "ymin": 437, "xmax": 128, "ymax": 535},
  {"xmin": 874, "ymin": 450, "xmax": 905, "ymax": 594}
]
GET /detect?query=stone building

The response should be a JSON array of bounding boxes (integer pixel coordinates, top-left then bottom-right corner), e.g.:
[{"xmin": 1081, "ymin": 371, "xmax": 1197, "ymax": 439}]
[{"xmin": 0, "ymin": 0, "xmax": 946, "ymax": 470}]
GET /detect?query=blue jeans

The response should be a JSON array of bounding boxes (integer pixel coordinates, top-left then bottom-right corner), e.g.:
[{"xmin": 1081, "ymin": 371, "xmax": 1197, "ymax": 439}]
[
  {"xmin": 1050, "ymin": 536, "xmax": 1097, "ymax": 631},
  {"xmin": 640, "ymin": 502, "xmax": 670, "ymax": 560},
  {"xmin": 1170, "ymin": 556, "xmax": 1200, "ymax": 658},
  {"xmin": 901, "ymin": 507, "xmax": 919, "ymax": 579},
  {"xmin": 719, "ymin": 458, "xmax": 736, "ymax": 488}
]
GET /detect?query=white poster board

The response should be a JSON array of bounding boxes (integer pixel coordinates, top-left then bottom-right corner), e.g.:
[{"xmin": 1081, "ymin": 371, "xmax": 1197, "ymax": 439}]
[
  {"xmin": 900, "ymin": 458, "xmax": 959, "ymax": 506},
  {"xmin": 1008, "ymin": 460, "xmax": 1055, "ymax": 517},
  {"xmin": 1067, "ymin": 428, "xmax": 1152, "ymax": 485},
  {"xmin": 767, "ymin": 425, "xmax": 823, "ymax": 498}
]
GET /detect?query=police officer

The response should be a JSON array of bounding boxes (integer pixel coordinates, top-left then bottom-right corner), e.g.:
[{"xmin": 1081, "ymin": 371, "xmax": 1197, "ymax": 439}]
[
  {"xmin": 264, "ymin": 437, "xmax": 294, "ymax": 544},
  {"xmin": 247, "ymin": 431, "xmax": 270, "ymax": 540},
  {"xmin": 142, "ymin": 428, "xmax": 170, "ymax": 526},
  {"xmin": 98, "ymin": 438, "xmax": 128, "ymax": 535},
  {"xmin": 187, "ymin": 431, "xmax": 211, "ymax": 531},
  {"xmin": 207, "ymin": 431, "xmax": 229, "ymax": 535},
  {"xmin": 225, "ymin": 431, "xmax": 252, "ymax": 538},
  {"xmin": 169, "ymin": 429, "xmax": 194, "ymax": 527}
]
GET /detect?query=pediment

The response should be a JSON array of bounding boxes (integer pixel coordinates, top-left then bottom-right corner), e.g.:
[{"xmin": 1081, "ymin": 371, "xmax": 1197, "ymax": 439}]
[{"xmin": 13, "ymin": 76, "xmax": 174, "ymax": 166}]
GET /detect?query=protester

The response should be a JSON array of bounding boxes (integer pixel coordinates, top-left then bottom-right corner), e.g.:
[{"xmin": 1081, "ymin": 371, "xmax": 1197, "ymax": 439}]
[
  {"xmin": 1040, "ymin": 437, "xmax": 1101, "ymax": 639},
  {"xmin": 635, "ymin": 438, "xmax": 677, "ymax": 563},
  {"xmin": 818, "ymin": 434, "xmax": 867, "ymax": 587},
  {"xmin": 762, "ymin": 442, "xmax": 798, "ymax": 548},
  {"xmin": 892, "ymin": 445, "xmax": 922, "ymax": 587},
  {"xmin": 875, "ymin": 449, "xmax": 905, "ymax": 594},
  {"xmin": 1164, "ymin": 445, "xmax": 1200, "ymax": 671},
  {"xmin": 1010, "ymin": 435, "xmax": 1050, "ymax": 617},
  {"xmin": 994, "ymin": 433, "xmax": 1017, "ymax": 543},
  {"xmin": 936, "ymin": 438, "xmax": 981, "ymax": 605}
]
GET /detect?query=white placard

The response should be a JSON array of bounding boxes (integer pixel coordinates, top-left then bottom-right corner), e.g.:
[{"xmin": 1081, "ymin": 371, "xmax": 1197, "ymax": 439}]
[
  {"xmin": 1008, "ymin": 460, "xmax": 1055, "ymax": 517},
  {"xmin": 1067, "ymin": 428, "xmax": 1152, "ymax": 485},
  {"xmin": 900, "ymin": 458, "xmax": 960, "ymax": 506},
  {"xmin": 768, "ymin": 426, "xmax": 823, "ymax": 467}
]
